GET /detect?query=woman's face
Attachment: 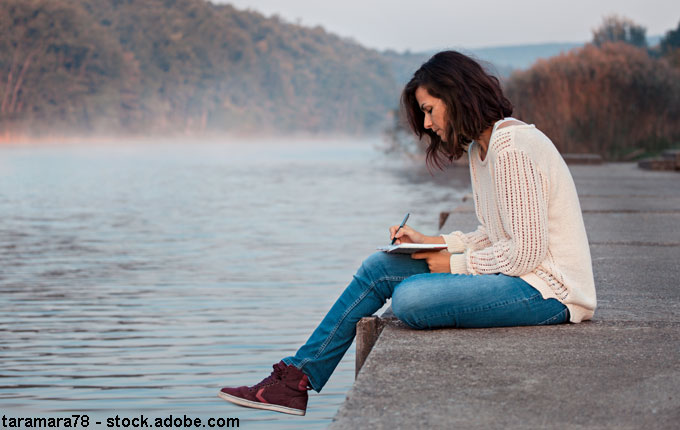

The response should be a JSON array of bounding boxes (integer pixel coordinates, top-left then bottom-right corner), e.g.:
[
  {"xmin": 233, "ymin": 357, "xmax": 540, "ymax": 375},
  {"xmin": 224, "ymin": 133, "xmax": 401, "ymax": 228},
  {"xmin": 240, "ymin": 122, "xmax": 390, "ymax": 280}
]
[{"xmin": 415, "ymin": 86, "xmax": 448, "ymax": 141}]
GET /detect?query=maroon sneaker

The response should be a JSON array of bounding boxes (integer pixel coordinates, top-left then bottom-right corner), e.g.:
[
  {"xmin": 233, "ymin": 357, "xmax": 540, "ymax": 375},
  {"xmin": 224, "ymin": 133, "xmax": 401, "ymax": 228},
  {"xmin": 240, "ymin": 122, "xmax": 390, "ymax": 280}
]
[{"xmin": 218, "ymin": 361, "xmax": 311, "ymax": 415}]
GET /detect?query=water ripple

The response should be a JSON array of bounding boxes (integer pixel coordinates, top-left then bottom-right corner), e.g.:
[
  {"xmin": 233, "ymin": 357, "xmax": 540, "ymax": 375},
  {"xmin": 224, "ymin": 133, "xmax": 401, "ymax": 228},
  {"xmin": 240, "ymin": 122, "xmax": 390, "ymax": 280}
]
[{"xmin": 0, "ymin": 139, "xmax": 468, "ymax": 429}]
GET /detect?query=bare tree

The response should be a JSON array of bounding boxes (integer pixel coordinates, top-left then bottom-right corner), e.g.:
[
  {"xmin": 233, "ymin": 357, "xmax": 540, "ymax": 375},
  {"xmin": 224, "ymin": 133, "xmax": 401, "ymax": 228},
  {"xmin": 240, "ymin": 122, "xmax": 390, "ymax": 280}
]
[{"xmin": 592, "ymin": 15, "xmax": 647, "ymax": 48}]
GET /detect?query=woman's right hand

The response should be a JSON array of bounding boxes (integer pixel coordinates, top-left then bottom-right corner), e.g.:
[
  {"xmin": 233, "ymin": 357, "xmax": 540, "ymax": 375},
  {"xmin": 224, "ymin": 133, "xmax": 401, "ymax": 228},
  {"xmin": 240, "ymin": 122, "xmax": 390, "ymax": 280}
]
[
  {"xmin": 389, "ymin": 225, "xmax": 447, "ymax": 245},
  {"xmin": 389, "ymin": 225, "xmax": 426, "ymax": 244}
]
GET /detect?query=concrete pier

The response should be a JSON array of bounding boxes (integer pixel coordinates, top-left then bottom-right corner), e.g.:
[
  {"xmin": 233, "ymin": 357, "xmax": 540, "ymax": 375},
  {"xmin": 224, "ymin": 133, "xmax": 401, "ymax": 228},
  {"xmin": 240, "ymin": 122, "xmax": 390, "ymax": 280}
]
[{"xmin": 331, "ymin": 163, "xmax": 680, "ymax": 429}]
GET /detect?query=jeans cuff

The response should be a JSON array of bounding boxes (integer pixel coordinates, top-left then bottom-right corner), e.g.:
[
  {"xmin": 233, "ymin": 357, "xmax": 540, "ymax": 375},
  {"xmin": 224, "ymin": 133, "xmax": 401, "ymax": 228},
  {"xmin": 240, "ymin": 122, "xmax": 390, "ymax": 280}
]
[{"xmin": 281, "ymin": 357, "xmax": 321, "ymax": 392}]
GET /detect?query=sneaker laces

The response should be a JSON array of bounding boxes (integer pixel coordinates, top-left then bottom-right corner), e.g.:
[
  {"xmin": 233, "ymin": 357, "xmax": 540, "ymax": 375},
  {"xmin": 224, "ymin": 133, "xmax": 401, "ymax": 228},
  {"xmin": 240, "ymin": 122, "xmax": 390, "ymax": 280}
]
[{"xmin": 251, "ymin": 362, "xmax": 287, "ymax": 390}]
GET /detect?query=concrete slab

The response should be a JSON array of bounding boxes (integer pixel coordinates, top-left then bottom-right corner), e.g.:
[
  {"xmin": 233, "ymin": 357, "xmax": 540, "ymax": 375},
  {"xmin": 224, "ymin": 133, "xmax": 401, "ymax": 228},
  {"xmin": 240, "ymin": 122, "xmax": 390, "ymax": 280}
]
[
  {"xmin": 569, "ymin": 163, "xmax": 680, "ymax": 198},
  {"xmin": 591, "ymin": 244, "xmax": 680, "ymax": 322},
  {"xmin": 578, "ymin": 196, "xmax": 680, "ymax": 213},
  {"xmin": 584, "ymin": 213, "xmax": 680, "ymax": 244},
  {"xmin": 331, "ymin": 321, "xmax": 680, "ymax": 430},
  {"xmin": 331, "ymin": 163, "xmax": 680, "ymax": 430}
]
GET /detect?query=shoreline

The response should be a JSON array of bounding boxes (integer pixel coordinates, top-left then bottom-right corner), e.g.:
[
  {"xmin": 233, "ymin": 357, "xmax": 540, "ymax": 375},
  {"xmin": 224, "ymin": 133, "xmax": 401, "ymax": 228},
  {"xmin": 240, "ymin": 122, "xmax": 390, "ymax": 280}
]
[{"xmin": 0, "ymin": 130, "xmax": 384, "ymax": 146}]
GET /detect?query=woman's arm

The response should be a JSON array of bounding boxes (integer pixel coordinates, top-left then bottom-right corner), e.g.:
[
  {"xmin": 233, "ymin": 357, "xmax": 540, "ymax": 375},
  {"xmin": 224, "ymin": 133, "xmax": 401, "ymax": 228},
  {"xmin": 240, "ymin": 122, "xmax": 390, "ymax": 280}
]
[
  {"xmin": 452, "ymin": 149, "xmax": 549, "ymax": 276},
  {"xmin": 440, "ymin": 225, "xmax": 492, "ymax": 253}
]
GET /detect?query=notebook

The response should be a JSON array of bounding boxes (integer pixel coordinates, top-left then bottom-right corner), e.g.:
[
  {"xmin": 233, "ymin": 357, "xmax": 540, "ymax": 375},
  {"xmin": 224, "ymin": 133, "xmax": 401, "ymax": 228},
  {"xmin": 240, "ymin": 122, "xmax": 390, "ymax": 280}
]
[{"xmin": 377, "ymin": 243, "xmax": 448, "ymax": 254}]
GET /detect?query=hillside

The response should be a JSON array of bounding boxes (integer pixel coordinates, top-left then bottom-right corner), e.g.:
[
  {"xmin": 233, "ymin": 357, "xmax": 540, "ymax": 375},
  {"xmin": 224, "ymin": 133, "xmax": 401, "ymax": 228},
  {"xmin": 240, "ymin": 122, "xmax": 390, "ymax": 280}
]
[{"xmin": 0, "ymin": 0, "xmax": 399, "ymax": 137}]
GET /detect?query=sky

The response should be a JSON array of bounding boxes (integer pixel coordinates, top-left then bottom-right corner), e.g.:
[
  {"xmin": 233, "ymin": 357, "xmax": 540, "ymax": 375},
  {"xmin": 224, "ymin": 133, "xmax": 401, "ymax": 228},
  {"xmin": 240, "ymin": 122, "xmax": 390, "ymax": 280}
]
[{"xmin": 214, "ymin": 0, "xmax": 680, "ymax": 52}]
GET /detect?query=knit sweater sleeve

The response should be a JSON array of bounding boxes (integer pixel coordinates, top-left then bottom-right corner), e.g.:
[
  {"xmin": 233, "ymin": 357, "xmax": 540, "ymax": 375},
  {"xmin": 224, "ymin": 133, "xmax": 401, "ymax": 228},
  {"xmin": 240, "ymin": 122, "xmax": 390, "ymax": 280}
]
[
  {"xmin": 440, "ymin": 225, "xmax": 492, "ymax": 253},
  {"xmin": 465, "ymin": 149, "xmax": 549, "ymax": 276}
]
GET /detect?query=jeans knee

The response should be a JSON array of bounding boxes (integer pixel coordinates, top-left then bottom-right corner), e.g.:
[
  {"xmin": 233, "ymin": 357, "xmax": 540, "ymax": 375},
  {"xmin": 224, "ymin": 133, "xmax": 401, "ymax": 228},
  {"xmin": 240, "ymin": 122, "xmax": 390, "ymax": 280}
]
[
  {"xmin": 360, "ymin": 251, "xmax": 392, "ymax": 273},
  {"xmin": 356, "ymin": 252, "xmax": 393, "ymax": 283},
  {"xmin": 392, "ymin": 282, "xmax": 427, "ymax": 330}
]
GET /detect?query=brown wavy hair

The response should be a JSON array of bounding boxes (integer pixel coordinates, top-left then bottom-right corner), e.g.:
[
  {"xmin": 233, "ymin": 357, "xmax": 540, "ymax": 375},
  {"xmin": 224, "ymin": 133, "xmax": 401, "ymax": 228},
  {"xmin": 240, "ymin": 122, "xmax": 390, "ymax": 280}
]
[{"xmin": 401, "ymin": 51, "xmax": 513, "ymax": 168}]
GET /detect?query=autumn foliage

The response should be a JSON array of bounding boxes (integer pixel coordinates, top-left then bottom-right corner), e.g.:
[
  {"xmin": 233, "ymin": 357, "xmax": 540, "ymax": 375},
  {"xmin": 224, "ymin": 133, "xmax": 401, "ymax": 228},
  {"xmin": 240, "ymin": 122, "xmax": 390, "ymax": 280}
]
[
  {"xmin": 0, "ymin": 0, "xmax": 398, "ymax": 138},
  {"xmin": 0, "ymin": 0, "xmax": 138, "ymax": 135},
  {"xmin": 505, "ymin": 42, "xmax": 680, "ymax": 159}
]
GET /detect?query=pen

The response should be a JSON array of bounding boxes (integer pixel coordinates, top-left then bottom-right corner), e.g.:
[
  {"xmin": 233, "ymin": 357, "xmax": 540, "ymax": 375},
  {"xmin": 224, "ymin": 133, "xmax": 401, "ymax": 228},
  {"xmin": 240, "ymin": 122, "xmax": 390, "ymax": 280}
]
[{"xmin": 391, "ymin": 213, "xmax": 410, "ymax": 245}]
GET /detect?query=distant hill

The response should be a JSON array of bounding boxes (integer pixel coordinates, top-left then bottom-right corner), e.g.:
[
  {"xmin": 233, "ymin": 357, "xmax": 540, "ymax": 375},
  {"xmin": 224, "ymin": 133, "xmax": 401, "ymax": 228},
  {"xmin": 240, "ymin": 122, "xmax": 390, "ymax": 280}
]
[
  {"xmin": 382, "ymin": 42, "xmax": 586, "ymax": 86},
  {"xmin": 466, "ymin": 42, "xmax": 584, "ymax": 75},
  {"xmin": 0, "ymin": 0, "xmax": 399, "ymax": 137},
  {"xmin": 647, "ymin": 34, "xmax": 663, "ymax": 46},
  {"xmin": 380, "ymin": 50, "xmax": 432, "ymax": 86}
]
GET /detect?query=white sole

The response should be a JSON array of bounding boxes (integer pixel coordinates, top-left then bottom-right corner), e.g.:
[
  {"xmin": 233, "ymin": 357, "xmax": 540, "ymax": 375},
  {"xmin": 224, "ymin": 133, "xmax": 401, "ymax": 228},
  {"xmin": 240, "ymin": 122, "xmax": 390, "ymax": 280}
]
[{"xmin": 218, "ymin": 391, "xmax": 306, "ymax": 416}]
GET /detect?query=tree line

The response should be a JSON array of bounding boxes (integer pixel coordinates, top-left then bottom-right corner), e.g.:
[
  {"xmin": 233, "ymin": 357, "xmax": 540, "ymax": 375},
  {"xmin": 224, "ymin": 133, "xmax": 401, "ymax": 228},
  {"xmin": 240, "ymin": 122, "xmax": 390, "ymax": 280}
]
[{"xmin": 0, "ymin": 0, "xmax": 399, "ymax": 138}]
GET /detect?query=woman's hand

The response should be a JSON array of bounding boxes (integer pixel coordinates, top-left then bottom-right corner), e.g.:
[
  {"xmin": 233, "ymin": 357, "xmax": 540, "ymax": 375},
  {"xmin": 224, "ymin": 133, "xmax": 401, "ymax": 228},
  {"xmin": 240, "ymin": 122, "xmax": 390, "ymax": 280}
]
[
  {"xmin": 389, "ymin": 224, "xmax": 423, "ymax": 244},
  {"xmin": 389, "ymin": 225, "xmax": 445, "ymax": 245},
  {"xmin": 411, "ymin": 250, "xmax": 451, "ymax": 273}
]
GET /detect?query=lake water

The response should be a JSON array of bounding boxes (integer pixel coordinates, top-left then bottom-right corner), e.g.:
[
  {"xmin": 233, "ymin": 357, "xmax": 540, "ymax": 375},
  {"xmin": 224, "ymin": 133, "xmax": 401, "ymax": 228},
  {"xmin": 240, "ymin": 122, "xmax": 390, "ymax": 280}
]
[{"xmin": 0, "ymin": 137, "xmax": 470, "ymax": 429}]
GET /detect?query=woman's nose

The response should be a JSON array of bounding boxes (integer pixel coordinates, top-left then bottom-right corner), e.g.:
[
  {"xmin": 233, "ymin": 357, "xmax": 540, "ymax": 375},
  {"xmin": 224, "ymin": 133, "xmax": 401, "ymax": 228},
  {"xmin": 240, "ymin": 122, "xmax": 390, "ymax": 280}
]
[{"xmin": 423, "ymin": 115, "xmax": 432, "ymax": 130}]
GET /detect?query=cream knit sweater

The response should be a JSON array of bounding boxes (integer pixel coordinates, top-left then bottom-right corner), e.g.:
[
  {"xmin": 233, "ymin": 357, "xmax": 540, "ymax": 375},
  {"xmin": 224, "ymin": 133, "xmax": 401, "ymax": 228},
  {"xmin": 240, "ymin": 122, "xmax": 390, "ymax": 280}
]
[{"xmin": 441, "ymin": 119, "xmax": 597, "ymax": 322}]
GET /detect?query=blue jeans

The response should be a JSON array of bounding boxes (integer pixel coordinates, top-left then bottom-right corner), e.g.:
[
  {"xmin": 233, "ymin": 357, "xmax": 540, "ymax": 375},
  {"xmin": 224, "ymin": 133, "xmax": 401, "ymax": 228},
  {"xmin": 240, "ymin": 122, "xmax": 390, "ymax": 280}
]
[{"xmin": 282, "ymin": 252, "xmax": 568, "ymax": 392}]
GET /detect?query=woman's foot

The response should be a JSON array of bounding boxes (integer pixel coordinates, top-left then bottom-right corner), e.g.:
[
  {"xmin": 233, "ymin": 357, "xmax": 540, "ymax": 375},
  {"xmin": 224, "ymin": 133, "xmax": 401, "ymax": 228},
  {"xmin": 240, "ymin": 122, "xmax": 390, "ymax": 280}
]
[{"xmin": 218, "ymin": 361, "xmax": 311, "ymax": 416}]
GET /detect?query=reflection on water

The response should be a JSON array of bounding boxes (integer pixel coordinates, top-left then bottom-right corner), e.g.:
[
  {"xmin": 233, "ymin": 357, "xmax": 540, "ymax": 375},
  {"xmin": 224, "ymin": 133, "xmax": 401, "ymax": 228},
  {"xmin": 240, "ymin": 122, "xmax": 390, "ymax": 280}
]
[{"xmin": 0, "ymin": 138, "xmax": 470, "ymax": 428}]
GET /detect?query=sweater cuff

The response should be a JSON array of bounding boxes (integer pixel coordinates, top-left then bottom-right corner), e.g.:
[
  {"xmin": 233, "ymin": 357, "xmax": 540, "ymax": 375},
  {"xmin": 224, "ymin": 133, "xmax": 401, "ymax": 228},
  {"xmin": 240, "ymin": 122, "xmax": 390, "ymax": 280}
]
[
  {"xmin": 449, "ymin": 252, "xmax": 469, "ymax": 274},
  {"xmin": 441, "ymin": 233, "xmax": 466, "ymax": 254}
]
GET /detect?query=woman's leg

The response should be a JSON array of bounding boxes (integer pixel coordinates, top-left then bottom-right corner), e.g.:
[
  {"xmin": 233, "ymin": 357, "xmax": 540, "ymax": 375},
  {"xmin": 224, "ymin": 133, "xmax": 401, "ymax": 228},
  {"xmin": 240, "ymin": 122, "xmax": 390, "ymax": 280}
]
[
  {"xmin": 282, "ymin": 251, "xmax": 429, "ymax": 392},
  {"xmin": 391, "ymin": 272, "xmax": 569, "ymax": 329},
  {"xmin": 219, "ymin": 258, "xmax": 569, "ymax": 414}
]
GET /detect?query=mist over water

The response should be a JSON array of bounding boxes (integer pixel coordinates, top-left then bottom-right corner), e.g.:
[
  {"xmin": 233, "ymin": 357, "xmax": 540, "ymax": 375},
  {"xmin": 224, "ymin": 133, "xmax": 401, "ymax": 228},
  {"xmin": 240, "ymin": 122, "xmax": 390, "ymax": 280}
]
[{"xmin": 0, "ymin": 137, "xmax": 470, "ymax": 429}]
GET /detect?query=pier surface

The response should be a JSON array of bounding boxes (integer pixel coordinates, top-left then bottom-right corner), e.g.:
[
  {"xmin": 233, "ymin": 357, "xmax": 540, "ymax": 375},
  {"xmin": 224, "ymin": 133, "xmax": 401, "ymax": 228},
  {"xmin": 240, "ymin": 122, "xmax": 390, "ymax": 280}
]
[{"xmin": 330, "ymin": 163, "xmax": 680, "ymax": 429}]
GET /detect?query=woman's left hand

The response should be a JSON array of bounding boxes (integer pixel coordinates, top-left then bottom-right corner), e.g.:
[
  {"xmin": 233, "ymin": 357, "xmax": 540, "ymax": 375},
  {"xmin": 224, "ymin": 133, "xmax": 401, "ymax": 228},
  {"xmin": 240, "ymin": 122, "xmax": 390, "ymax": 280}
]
[{"xmin": 411, "ymin": 250, "xmax": 451, "ymax": 273}]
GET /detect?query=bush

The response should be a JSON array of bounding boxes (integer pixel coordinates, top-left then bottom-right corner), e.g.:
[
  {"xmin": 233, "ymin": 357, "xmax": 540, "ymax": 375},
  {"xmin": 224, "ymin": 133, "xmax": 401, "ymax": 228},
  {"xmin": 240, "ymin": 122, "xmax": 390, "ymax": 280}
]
[{"xmin": 505, "ymin": 42, "xmax": 680, "ymax": 159}]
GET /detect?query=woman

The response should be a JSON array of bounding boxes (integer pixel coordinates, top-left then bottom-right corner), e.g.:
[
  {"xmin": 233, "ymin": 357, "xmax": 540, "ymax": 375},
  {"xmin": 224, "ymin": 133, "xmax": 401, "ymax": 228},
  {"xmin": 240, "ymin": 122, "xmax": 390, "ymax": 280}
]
[{"xmin": 218, "ymin": 50, "xmax": 597, "ymax": 416}]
